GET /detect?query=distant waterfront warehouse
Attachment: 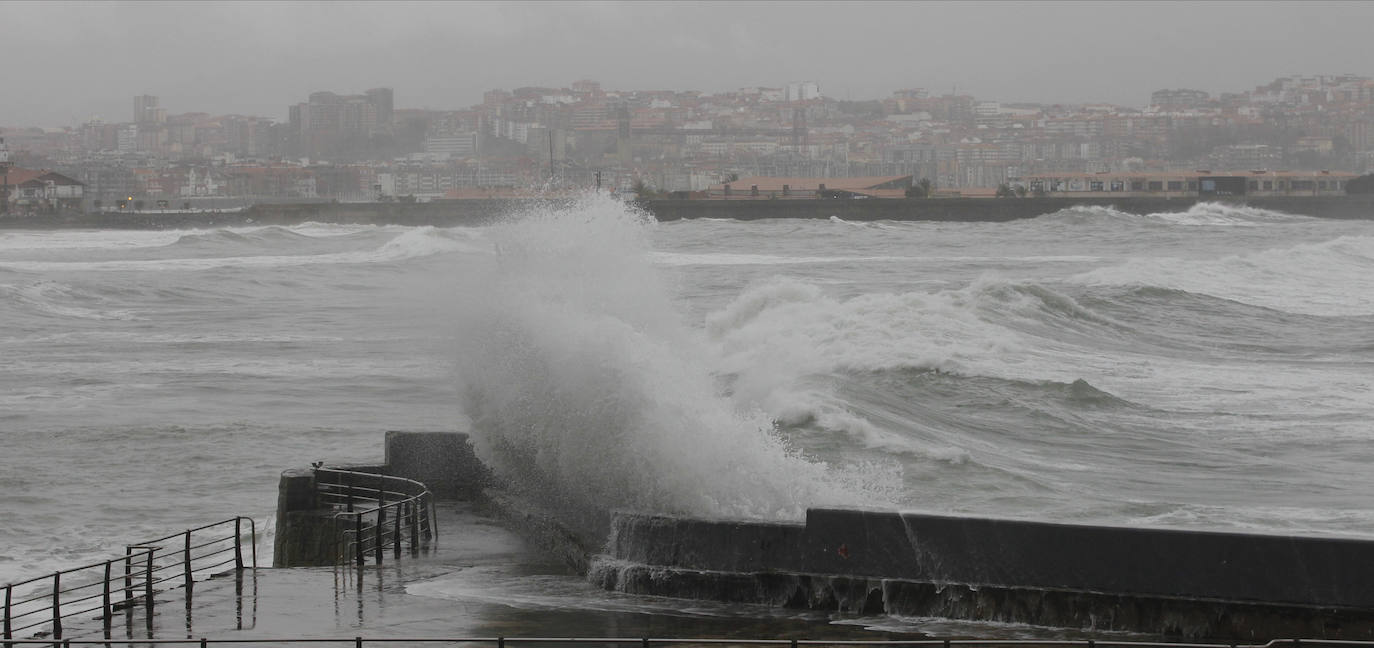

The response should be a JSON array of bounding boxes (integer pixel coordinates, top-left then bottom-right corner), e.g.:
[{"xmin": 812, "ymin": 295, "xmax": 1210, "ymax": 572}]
[
  {"xmin": 1014, "ymin": 169, "xmax": 1354, "ymax": 198},
  {"xmin": 709, "ymin": 176, "xmax": 914, "ymax": 199},
  {"xmin": 704, "ymin": 171, "xmax": 1353, "ymax": 200}
]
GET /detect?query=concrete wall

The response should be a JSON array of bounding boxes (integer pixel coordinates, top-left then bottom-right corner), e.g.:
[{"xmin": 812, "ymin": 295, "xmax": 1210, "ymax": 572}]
[
  {"xmin": 273, "ymin": 432, "xmax": 483, "ymax": 567},
  {"xmin": 4, "ymin": 195, "xmax": 1374, "ymax": 230},
  {"xmin": 800, "ymin": 509, "xmax": 1374, "ymax": 608},
  {"xmin": 599, "ymin": 509, "xmax": 1374, "ymax": 638},
  {"xmin": 642, "ymin": 195, "xmax": 1374, "ymax": 222},
  {"xmin": 384, "ymin": 430, "xmax": 490, "ymax": 500}
]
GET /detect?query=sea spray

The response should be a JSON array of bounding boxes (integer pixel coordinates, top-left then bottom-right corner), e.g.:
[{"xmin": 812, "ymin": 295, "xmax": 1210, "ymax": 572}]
[
  {"xmin": 1032, "ymin": 201, "xmax": 1311, "ymax": 228},
  {"xmin": 448, "ymin": 194, "xmax": 897, "ymax": 521},
  {"xmin": 1070, "ymin": 233, "xmax": 1374, "ymax": 316}
]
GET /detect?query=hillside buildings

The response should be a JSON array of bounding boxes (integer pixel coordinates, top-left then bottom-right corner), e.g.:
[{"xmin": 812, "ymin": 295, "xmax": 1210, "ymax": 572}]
[{"xmin": 4, "ymin": 74, "xmax": 1374, "ymax": 207}]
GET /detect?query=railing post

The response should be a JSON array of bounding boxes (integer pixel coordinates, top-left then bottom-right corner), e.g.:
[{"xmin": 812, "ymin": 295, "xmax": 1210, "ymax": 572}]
[
  {"xmin": 375, "ymin": 502, "xmax": 386, "ymax": 564},
  {"xmin": 419, "ymin": 492, "xmax": 432, "ymax": 541},
  {"xmin": 234, "ymin": 517, "xmax": 244, "ymax": 571},
  {"xmin": 431, "ymin": 493, "xmax": 439, "ymax": 541},
  {"xmin": 354, "ymin": 514, "xmax": 364, "ymax": 567},
  {"xmin": 4, "ymin": 583, "xmax": 12, "ymax": 647},
  {"xmin": 184, "ymin": 529, "xmax": 194, "ymax": 594},
  {"xmin": 356, "ymin": 636, "xmax": 363, "ymax": 648},
  {"xmin": 393, "ymin": 503, "xmax": 402, "ymax": 559},
  {"xmin": 103, "ymin": 560, "xmax": 113, "ymax": 629},
  {"xmin": 123, "ymin": 548, "xmax": 133, "ymax": 606},
  {"xmin": 144, "ymin": 548, "xmax": 156, "ymax": 614},
  {"xmin": 345, "ymin": 483, "xmax": 354, "ymax": 513},
  {"xmin": 249, "ymin": 518, "xmax": 258, "ymax": 570},
  {"xmin": 51, "ymin": 571, "xmax": 62, "ymax": 640},
  {"xmin": 408, "ymin": 501, "xmax": 419, "ymax": 555}
]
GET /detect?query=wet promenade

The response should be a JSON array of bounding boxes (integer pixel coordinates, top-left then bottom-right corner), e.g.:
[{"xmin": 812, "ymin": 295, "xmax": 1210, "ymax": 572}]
[{"xmin": 37, "ymin": 503, "xmax": 917, "ymax": 646}]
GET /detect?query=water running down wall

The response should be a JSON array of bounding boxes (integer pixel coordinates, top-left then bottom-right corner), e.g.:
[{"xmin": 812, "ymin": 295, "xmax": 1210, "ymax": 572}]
[{"xmin": 594, "ymin": 508, "xmax": 1374, "ymax": 639}]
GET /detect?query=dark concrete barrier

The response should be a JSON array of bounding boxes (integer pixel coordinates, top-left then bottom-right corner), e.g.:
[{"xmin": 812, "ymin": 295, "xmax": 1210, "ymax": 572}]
[
  {"xmin": 608, "ymin": 512, "xmax": 806, "ymax": 574},
  {"xmin": 478, "ymin": 489, "xmax": 602, "ymax": 574},
  {"xmin": 273, "ymin": 432, "xmax": 482, "ymax": 566},
  {"xmin": 802, "ymin": 509, "xmax": 1374, "ymax": 608},
  {"xmin": 384, "ymin": 430, "xmax": 489, "ymax": 500},
  {"xmin": 5, "ymin": 194, "xmax": 1374, "ymax": 230},
  {"xmin": 271, "ymin": 468, "xmax": 336, "ymax": 567},
  {"xmin": 271, "ymin": 432, "xmax": 1374, "ymax": 636},
  {"xmin": 642, "ymin": 195, "xmax": 1374, "ymax": 222},
  {"xmin": 596, "ymin": 509, "xmax": 1374, "ymax": 638}
]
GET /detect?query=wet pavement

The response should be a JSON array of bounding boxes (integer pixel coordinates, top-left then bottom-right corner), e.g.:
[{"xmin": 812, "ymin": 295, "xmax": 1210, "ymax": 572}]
[
  {"xmin": 43, "ymin": 502, "xmax": 929, "ymax": 646},
  {"xmin": 31, "ymin": 502, "xmax": 1154, "ymax": 646}
]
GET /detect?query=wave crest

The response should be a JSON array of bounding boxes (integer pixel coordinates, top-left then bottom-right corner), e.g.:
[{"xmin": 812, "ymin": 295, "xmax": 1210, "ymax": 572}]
[
  {"xmin": 450, "ymin": 193, "xmax": 897, "ymax": 521},
  {"xmin": 1035, "ymin": 201, "xmax": 1311, "ymax": 227}
]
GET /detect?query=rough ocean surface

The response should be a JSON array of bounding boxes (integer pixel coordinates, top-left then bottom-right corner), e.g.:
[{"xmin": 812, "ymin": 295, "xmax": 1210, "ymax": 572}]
[{"xmin": 2, "ymin": 195, "xmax": 1372, "ymax": 634}]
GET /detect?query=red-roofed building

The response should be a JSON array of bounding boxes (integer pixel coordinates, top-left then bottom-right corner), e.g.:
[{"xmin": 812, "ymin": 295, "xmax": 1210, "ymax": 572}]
[
  {"xmin": 3, "ymin": 167, "xmax": 85, "ymax": 214},
  {"xmin": 709, "ymin": 175, "xmax": 913, "ymax": 199}
]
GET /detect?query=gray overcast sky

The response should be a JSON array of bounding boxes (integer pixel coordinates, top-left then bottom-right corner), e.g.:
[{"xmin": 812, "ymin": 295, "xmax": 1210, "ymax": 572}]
[{"xmin": 4, "ymin": 0, "xmax": 1374, "ymax": 128}]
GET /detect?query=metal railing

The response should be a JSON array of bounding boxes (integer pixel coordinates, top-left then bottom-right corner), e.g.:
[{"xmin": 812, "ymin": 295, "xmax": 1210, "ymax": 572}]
[
  {"xmin": 0, "ymin": 636, "xmax": 1360, "ymax": 648},
  {"xmin": 1, "ymin": 517, "xmax": 256, "ymax": 643},
  {"xmin": 312, "ymin": 468, "xmax": 436, "ymax": 566}
]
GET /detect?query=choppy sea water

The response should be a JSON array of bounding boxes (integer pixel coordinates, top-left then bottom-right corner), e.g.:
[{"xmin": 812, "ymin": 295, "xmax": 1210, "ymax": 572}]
[{"xmin": 2, "ymin": 196, "xmax": 1372, "ymax": 635}]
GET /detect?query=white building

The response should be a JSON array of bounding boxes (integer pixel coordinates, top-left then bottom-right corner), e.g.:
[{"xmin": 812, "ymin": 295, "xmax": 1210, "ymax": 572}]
[
  {"xmin": 785, "ymin": 81, "xmax": 821, "ymax": 102},
  {"xmin": 423, "ymin": 133, "xmax": 478, "ymax": 158},
  {"xmin": 117, "ymin": 125, "xmax": 139, "ymax": 153}
]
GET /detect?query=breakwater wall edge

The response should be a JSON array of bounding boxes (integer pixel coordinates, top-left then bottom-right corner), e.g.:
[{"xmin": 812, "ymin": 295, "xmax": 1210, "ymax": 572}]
[
  {"xmin": 276, "ymin": 432, "xmax": 1374, "ymax": 640},
  {"xmin": 6, "ymin": 194, "xmax": 1374, "ymax": 229},
  {"xmin": 273, "ymin": 430, "xmax": 489, "ymax": 567}
]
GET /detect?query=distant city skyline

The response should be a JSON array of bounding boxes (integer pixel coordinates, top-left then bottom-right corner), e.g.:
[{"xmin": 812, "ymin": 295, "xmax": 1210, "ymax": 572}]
[{"xmin": 4, "ymin": 1, "xmax": 1374, "ymax": 128}]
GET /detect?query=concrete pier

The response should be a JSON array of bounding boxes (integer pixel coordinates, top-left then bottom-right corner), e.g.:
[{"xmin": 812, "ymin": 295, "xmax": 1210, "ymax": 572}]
[
  {"xmin": 272, "ymin": 432, "xmax": 1374, "ymax": 638},
  {"xmin": 5, "ymin": 194, "xmax": 1374, "ymax": 230},
  {"xmin": 594, "ymin": 509, "xmax": 1374, "ymax": 639},
  {"xmin": 273, "ymin": 431, "xmax": 486, "ymax": 567}
]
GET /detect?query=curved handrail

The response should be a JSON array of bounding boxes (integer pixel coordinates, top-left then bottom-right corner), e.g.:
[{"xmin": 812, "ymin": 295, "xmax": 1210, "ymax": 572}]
[{"xmin": 311, "ymin": 468, "xmax": 436, "ymax": 566}]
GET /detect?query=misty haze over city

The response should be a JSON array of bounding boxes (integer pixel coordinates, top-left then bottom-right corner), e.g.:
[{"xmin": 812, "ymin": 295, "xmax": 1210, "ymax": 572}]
[
  {"xmin": 4, "ymin": 1, "xmax": 1373, "ymax": 126},
  {"xmin": 5, "ymin": 0, "xmax": 1374, "ymax": 205}
]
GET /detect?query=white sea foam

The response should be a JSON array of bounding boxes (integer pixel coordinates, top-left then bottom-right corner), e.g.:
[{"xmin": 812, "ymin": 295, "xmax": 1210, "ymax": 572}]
[
  {"xmin": 705, "ymin": 275, "xmax": 1032, "ymax": 381},
  {"xmin": 0, "ymin": 229, "xmax": 186, "ymax": 252},
  {"xmin": 1070, "ymin": 234, "xmax": 1374, "ymax": 316},
  {"xmin": 1147, "ymin": 201, "xmax": 1309, "ymax": 226},
  {"xmin": 0, "ymin": 226, "xmax": 480, "ymax": 273},
  {"xmin": 448, "ymin": 193, "xmax": 897, "ymax": 520},
  {"xmin": 651, "ymin": 251, "xmax": 905, "ymax": 266},
  {"xmin": 1039, "ymin": 201, "xmax": 1312, "ymax": 228},
  {"xmin": 700, "ymin": 275, "xmax": 1078, "ymax": 462},
  {"xmin": 0, "ymin": 281, "xmax": 141, "ymax": 320}
]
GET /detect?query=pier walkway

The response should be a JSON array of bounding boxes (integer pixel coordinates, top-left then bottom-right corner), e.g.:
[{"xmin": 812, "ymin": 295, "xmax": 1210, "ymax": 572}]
[{"xmin": 40, "ymin": 502, "xmax": 920, "ymax": 645}]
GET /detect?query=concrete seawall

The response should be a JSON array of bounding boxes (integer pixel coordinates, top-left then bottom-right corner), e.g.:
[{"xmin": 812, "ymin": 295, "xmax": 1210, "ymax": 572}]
[
  {"xmin": 595, "ymin": 509, "xmax": 1374, "ymax": 639},
  {"xmin": 5, "ymin": 194, "xmax": 1374, "ymax": 230},
  {"xmin": 646, "ymin": 194, "xmax": 1374, "ymax": 222},
  {"xmin": 273, "ymin": 432, "xmax": 1374, "ymax": 638},
  {"xmin": 273, "ymin": 431, "xmax": 488, "ymax": 567}
]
